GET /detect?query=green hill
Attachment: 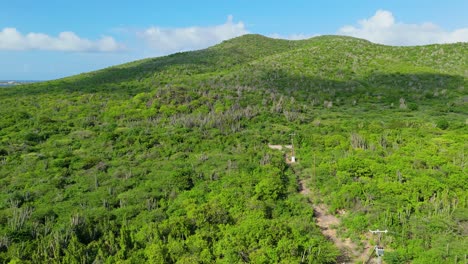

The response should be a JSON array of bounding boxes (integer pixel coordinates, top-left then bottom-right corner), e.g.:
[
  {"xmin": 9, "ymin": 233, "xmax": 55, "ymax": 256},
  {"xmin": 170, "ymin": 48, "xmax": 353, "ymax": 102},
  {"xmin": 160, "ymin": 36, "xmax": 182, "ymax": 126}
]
[{"xmin": 0, "ymin": 34, "xmax": 467, "ymax": 263}]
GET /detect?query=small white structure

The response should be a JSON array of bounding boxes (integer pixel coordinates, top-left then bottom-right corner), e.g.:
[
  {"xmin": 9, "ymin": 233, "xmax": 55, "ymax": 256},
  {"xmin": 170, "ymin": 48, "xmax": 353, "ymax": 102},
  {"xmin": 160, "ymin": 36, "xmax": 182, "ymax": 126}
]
[
  {"xmin": 289, "ymin": 133, "xmax": 296, "ymax": 163},
  {"xmin": 268, "ymin": 133, "xmax": 297, "ymax": 164}
]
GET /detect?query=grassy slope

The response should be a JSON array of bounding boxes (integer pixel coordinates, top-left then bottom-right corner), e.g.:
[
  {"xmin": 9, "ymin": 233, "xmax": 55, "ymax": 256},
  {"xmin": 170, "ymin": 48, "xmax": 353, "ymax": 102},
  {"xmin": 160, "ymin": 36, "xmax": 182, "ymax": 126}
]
[{"xmin": 0, "ymin": 34, "xmax": 467, "ymax": 263}]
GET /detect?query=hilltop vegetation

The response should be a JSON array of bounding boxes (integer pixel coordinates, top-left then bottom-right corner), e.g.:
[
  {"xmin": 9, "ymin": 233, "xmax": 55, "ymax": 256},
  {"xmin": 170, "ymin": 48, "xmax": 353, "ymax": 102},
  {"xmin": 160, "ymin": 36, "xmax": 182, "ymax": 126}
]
[{"xmin": 0, "ymin": 34, "xmax": 467, "ymax": 263}]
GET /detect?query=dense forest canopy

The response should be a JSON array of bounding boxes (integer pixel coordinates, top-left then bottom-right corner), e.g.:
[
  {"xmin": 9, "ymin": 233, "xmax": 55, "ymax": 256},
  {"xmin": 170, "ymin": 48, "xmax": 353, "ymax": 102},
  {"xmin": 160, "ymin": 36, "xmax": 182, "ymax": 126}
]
[{"xmin": 0, "ymin": 34, "xmax": 467, "ymax": 263}]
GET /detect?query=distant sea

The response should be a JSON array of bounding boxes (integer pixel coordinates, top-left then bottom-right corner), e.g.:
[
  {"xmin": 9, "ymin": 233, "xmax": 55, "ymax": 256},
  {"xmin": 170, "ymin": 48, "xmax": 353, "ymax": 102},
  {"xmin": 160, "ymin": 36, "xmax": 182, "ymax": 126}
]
[{"xmin": 0, "ymin": 80, "xmax": 40, "ymax": 87}]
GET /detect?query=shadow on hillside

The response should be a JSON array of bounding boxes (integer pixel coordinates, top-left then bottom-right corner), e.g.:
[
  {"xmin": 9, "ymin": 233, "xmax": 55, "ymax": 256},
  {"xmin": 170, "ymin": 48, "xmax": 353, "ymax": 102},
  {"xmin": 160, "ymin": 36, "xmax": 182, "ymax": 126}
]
[
  {"xmin": 1, "ymin": 60, "xmax": 465, "ymax": 102},
  {"xmin": 238, "ymin": 69, "xmax": 465, "ymax": 103}
]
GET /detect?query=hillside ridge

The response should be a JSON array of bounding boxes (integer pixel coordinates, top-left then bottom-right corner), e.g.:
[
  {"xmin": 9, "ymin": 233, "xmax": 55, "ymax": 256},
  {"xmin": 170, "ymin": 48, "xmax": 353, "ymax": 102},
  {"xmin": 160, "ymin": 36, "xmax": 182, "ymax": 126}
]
[{"xmin": 4, "ymin": 34, "xmax": 466, "ymax": 99}]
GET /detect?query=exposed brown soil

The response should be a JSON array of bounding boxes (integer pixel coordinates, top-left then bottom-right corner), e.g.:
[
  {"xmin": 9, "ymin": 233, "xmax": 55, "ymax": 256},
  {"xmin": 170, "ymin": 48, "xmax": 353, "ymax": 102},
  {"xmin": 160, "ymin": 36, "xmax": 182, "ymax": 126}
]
[{"xmin": 299, "ymin": 179, "xmax": 374, "ymax": 263}]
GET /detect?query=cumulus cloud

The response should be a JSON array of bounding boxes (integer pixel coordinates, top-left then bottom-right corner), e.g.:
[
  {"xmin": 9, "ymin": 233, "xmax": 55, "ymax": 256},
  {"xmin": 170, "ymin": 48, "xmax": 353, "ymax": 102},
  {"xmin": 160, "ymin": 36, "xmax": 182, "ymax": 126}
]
[
  {"xmin": 0, "ymin": 27, "xmax": 124, "ymax": 52},
  {"xmin": 338, "ymin": 10, "xmax": 468, "ymax": 46},
  {"xmin": 139, "ymin": 15, "xmax": 249, "ymax": 53}
]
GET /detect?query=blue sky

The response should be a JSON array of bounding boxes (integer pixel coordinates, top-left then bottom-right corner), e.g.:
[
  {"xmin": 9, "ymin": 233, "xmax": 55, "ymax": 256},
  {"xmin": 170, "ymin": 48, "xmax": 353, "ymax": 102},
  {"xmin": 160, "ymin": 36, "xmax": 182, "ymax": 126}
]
[{"xmin": 1, "ymin": 0, "xmax": 467, "ymax": 80}]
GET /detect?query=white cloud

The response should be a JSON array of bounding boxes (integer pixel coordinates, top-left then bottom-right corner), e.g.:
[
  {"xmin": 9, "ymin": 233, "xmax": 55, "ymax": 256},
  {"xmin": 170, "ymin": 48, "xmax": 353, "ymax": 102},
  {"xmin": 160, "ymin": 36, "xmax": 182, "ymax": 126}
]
[
  {"xmin": 139, "ymin": 15, "xmax": 249, "ymax": 53},
  {"xmin": 0, "ymin": 27, "xmax": 125, "ymax": 52},
  {"xmin": 338, "ymin": 10, "xmax": 468, "ymax": 46}
]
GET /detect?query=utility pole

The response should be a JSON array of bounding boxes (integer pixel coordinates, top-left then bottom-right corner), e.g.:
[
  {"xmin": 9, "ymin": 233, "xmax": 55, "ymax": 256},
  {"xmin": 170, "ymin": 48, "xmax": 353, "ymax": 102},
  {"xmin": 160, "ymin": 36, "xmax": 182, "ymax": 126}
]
[{"xmin": 369, "ymin": 229, "xmax": 388, "ymax": 264}]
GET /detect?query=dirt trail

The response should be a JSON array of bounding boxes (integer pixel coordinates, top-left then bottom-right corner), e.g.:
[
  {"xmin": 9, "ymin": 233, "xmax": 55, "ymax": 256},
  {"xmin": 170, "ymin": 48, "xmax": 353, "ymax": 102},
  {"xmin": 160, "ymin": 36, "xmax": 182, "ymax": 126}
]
[{"xmin": 299, "ymin": 179, "xmax": 373, "ymax": 263}]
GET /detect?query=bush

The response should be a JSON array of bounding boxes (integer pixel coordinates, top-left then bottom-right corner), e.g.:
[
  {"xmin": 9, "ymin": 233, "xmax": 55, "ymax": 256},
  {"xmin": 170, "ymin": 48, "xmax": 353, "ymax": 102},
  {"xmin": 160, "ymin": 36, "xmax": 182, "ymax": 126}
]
[
  {"xmin": 408, "ymin": 103, "xmax": 419, "ymax": 111},
  {"xmin": 436, "ymin": 119, "xmax": 449, "ymax": 130}
]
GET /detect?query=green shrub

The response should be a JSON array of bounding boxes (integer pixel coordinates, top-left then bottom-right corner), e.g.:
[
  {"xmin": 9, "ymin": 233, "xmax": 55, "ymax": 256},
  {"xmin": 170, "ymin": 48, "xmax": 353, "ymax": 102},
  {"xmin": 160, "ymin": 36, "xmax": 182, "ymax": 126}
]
[{"xmin": 436, "ymin": 119, "xmax": 449, "ymax": 130}]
